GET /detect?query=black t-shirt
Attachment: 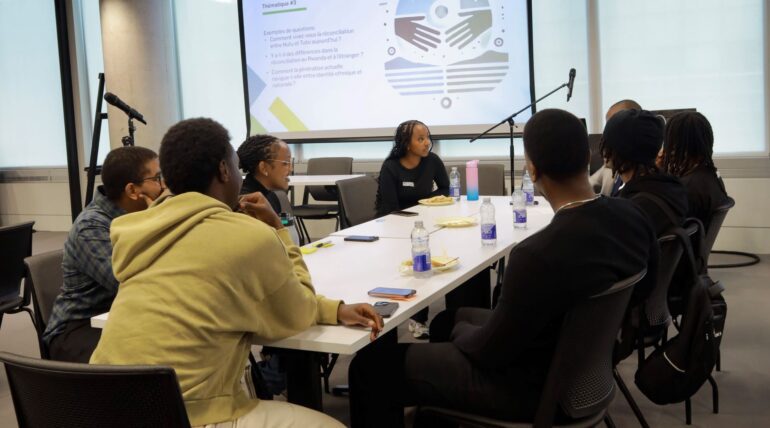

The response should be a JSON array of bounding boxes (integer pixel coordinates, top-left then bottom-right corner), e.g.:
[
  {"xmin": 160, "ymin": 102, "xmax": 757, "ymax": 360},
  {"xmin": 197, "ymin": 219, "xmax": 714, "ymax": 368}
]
[
  {"xmin": 376, "ymin": 152, "xmax": 450, "ymax": 216},
  {"xmin": 450, "ymin": 196, "xmax": 658, "ymax": 376},
  {"xmin": 240, "ymin": 174, "xmax": 282, "ymax": 215},
  {"xmin": 679, "ymin": 165, "xmax": 729, "ymax": 232},
  {"xmin": 619, "ymin": 173, "xmax": 689, "ymax": 236}
]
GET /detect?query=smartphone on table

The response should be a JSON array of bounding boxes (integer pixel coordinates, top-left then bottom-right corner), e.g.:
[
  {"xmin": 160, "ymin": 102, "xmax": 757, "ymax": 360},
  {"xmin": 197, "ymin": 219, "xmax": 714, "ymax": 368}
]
[
  {"xmin": 373, "ymin": 301, "xmax": 399, "ymax": 318},
  {"xmin": 391, "ymin": 210, "xmax": 418, "ymax": 217},
  {"xmin": 344, "ymin": 235, "xmax": 379, "ymax": 242},
  {"xmin": 368, "ymin": 287, "xmax": 417, "ymax": 300}
]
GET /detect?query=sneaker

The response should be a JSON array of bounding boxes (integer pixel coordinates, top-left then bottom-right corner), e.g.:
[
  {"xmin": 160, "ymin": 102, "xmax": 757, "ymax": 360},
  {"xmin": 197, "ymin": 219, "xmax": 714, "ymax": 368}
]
[{"xmin": 408, "ymin": 319, "xmax": 430, "ymax": 340}]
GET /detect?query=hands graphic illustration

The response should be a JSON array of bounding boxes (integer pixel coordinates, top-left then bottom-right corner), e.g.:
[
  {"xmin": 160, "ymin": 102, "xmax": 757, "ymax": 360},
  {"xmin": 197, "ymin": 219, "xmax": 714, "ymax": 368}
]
[
  {"xmin": 395, "ymin": 15, "xmax": 442, "ymax": 52},
  {"xmin": 445, "ymin": 9, "xmax": 492, "ymax": 49}
]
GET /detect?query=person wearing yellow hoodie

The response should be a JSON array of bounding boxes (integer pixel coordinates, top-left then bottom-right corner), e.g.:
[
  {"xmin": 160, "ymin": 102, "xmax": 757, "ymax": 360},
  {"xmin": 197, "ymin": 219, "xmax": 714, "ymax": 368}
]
[{"xmin": 90, "ymin": 117, "xmax": 383, "ymax": 427}]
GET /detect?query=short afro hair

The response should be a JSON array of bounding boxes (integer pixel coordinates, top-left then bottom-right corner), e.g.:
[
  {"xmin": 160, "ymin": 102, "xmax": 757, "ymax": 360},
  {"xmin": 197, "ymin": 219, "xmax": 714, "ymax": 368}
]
[
  {"xmin": 159, "ymin": 118, "xmax": 232, "ymax": 195},
  {"xmin": 237, "ymin": 134, "xmax": 281, "ymax": 175},
  {"xmin": 101, "ymin": 146, "xmax": 158, "ymax": 201},
  {"xmin": 523, "ymin": 109, "xmax": 589, "ymax": 181}
]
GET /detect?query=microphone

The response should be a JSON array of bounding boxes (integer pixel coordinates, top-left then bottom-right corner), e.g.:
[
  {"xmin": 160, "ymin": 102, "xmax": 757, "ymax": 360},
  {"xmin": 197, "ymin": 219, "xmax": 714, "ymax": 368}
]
[
  {"xmin": 566, "ymin": 68, "xmax": 576, "ymax": 102},
  {"xmin": 104, "ymin": 92, "xmax": 147, "ymax": 125}
]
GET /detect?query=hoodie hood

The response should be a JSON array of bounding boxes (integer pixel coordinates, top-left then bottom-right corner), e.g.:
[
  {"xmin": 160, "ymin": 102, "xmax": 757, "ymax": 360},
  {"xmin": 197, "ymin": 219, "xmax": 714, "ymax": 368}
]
[
  {"xmin": 621, "ymin": 173, "xmax": 689, "ymax": 219},
  {"xmin": 110, "ymin": 192, "xmax": 233, "ymax": 283}
]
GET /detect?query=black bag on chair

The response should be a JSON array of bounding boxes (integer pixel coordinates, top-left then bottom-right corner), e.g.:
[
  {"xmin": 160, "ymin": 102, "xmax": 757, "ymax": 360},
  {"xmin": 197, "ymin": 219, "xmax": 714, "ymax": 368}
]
[{"xmin": 634, "ymin": 227, "xmax": 721, "ymax": 405}]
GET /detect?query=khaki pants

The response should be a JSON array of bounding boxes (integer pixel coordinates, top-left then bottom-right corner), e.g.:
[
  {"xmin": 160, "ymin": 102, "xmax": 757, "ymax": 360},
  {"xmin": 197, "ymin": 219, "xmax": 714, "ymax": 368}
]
[{"xmin": 195, "ymin": 400, "xmax": 344, "ymax": 428}]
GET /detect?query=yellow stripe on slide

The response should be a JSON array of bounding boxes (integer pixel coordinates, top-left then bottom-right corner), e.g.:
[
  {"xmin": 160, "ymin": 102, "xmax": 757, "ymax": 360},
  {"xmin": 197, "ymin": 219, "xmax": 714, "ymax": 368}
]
[{"xmin": 269, "ymin": 98, "xmax": 308, "ymax": 131}]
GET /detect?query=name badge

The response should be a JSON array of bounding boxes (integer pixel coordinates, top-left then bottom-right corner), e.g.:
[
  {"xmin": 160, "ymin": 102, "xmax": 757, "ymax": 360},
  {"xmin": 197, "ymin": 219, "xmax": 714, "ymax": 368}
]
[{"xmin": 403, "ymin": 181, "xmax": 415, "ymax": 187}]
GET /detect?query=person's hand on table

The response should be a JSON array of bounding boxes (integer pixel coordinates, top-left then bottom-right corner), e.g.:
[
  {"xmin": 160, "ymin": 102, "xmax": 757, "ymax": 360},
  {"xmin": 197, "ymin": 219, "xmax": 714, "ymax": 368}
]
[
  {"xmin": 337, "ymin": 303, "xmax": 384, "ymax": 341},
  {"xmin": 238, "ymin": 192, "xmax": 283, "ymax": 229}
]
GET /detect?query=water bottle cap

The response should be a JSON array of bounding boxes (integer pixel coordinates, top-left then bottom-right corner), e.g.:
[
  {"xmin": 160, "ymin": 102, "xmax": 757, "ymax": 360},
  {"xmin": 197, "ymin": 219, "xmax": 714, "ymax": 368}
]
[
  {"xmin": 483, "ymin": 197, "xmax": 491, "ymax": 203},
  {"xmin": 414, "ymin": 220, "xmax": 424, "ymax": 227},
  {"xmin": 466, "ymin": 160, "xmax": 478, "ymax": 168},
  {"xmin": 451, "ymin": 166, "xmax": 458, "ymax": 171}
]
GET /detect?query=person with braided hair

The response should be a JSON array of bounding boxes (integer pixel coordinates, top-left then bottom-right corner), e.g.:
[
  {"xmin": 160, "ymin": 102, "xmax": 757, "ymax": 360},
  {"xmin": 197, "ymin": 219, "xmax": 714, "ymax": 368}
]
[
  {"xmin": 661, "ymin": 111, "xmax": 729, "ymax": 231},
  {"xmin": 237, "ymin": 134, "xmax": 293, "ymax": 214}
]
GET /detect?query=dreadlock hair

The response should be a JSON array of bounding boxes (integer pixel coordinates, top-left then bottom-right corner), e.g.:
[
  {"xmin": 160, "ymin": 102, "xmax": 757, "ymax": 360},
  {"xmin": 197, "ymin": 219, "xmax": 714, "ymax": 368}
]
[
  {"xmin": 663, "ymin": 111, "xmax": 715, "ymax": 177},
  {"xmin": 237, "ymin": 134, "xmax": 281, "ymax": 176},
  {"xmin": 385, "ymin": 120, "xmax": 432, "ymax": 160}
]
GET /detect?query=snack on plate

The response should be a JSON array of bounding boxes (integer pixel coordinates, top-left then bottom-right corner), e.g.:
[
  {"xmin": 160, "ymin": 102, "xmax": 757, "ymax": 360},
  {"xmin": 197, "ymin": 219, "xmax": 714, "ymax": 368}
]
[{"xmin": 419, "ymin": 195, "xmax": 454, "ymax": 205}]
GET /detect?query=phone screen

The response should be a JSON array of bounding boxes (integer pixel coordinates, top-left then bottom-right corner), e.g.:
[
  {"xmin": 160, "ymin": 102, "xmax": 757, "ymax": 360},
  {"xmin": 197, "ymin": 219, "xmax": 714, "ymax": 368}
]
[{"xmin": 344, "ymin": 235, "xmax": 379, "ymax": 242}]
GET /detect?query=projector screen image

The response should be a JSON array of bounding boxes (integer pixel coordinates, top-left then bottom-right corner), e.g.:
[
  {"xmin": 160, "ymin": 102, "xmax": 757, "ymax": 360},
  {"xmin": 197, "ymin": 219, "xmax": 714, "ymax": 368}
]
[{"xmin": 240, "ymin": 0, "xmax": 533, "ymax": 141}]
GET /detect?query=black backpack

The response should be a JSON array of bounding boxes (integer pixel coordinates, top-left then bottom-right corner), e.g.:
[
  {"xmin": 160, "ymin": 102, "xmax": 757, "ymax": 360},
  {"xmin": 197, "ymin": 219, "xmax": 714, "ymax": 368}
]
[{"xmin": 633, "ymin": 225, "xmax": 721, "ymax": 404}]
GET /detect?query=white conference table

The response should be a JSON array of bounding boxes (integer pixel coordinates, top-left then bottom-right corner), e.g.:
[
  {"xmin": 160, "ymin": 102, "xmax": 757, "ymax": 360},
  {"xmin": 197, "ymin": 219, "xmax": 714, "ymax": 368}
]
[{"xmin": 91, "ymin": 195, "xmax": 554, "ymax": 408}]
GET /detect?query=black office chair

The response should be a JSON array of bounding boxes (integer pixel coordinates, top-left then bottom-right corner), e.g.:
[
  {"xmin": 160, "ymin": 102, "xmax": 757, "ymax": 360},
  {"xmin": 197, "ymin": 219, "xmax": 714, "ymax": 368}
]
[
  {"xmin": 24, "ymin": 249, "xmax": 64, "ymax": 359},
  {"xmin": 292, "ymin": 157, "xmax": 353, "ymax": 242},
  {"xmin": 0, "ymin": 351, "xmax": 191, "ymax": 427},
  {"xmin": 337, "ymin": 175, "xmax": 378, "ymax": 229},
  {"xmin": 0, "ymin": 221, "xmax": 35, "ymax": 331},
  {"xmin": 418, "ymin": 270, "xmax": 646, "ymax": 428}
]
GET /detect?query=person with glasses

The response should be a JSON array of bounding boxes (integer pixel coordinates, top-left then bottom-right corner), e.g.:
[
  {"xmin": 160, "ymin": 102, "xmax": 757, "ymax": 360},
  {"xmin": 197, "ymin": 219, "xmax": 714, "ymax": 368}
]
[
  {"xmin": 44, "ymin": 146, "xmax": 163, "ymax": 363},
  {"xmin": 237, "ymin": 134, "xmax": 293, "ymax": 214}
]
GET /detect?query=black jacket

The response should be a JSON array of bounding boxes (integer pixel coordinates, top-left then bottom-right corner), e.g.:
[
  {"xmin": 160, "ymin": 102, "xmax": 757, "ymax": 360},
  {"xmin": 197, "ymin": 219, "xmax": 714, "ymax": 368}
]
[
  {"xmin": 679, "ymin": 165, "xmax": 729, "ymax": 232},
  {"xmin": 619, "ymin": 173, "xmax": 689, "ymax": 237},
  {"xmin": 376, "ymin": 152, "xmax": 449, "ymax": 216},
  {"xmin": 240, "ymin": 175, "xmax": 282, "ymax": 215}
]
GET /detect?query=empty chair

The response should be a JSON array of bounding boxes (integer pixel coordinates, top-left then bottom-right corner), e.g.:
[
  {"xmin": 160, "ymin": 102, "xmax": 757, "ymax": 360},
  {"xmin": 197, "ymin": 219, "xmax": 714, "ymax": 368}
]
[
  {"xmin": 418, "ymin": 270, "xmax": 645, "ymax": 428},
  {"xmin": 337, "ymin": 175, "xmax": 379, "ymax": 228},
  {"xmin": 24, "ymin": 249, "xmax": 64, "ymax": 359},
  {"xmin": 445, "ymin": 163, "xmax": 506, "ymax": 196},
  {"xmin": 292, "ymin": 157, "xmax": 353, "ymax": 242},
  {"xmin": 0, "ymin": 351, "xmax": 191, "ymax": 428},
  {"xmin": 0, "ymin": 221, "xmax": 35, "ymax": 330}
]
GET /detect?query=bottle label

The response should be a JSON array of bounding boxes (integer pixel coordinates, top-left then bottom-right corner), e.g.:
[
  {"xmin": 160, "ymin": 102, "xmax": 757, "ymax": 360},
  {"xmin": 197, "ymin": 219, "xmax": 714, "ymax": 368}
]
[
  {"xmin": 413, "ymin": 254, "xmax": 431, "ymax": 272},
  {"xmin": 524, "ymin": 190, "xmax": 534, "ymax": 204},
  {"xmin": 450, "ymin": 186, "xmax": 460, "ymax": 198},
  {"xmin": 514, "ymin": 209, "xmax": 527, "ymax": 223},
  {"xmin": 481, "ymin": 224, "xmax": 497, "ymax": 239}
]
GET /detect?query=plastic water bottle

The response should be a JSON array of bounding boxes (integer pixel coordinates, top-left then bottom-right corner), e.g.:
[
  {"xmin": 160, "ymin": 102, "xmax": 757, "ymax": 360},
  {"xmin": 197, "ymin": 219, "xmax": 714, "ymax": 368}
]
[
  {"xmin": 522, "ymin": 170, "xmax": 535, "ymax": 205},
  {"xmin": 512, "ymin": 190, "xmax": 527, "ymax": 229},
  {"xmin": 480, "ymin": 197, "xmax": 496, "ymax": 246},
  {"xmin": 411, "ymin": 221, "xmax": 432, "ymax": 278},
  {"xmin": 449, "ymin": 167, "xmax": 461, "ymax": 201}
]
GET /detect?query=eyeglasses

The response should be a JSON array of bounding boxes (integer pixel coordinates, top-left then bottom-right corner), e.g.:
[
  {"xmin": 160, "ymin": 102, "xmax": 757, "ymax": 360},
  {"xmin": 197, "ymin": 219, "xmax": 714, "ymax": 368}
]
[
  {"xmin": 137, "ymin": 173, "xmax": 163, "ymax": 185},
  {"xmin": 267, "ymin": 157, "xmax": 294, "ymax": 166}
]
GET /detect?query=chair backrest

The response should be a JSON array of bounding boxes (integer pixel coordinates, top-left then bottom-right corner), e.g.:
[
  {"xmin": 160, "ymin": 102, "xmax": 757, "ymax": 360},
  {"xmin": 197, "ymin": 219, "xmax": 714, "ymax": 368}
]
[
  {"xmin": 534, "ymin": 270, "xmax": 645, "ymax": 426},
  {"xmin": 643, "ymin": 230, "xmax": 688, "ymax": 328},
  {"xmin": 702, "ymin": 196, "xmax": 735, "ymax": 266},
  {"xmin": 0, "ymin": 221, "xmax": 35, "ymax": 302},
  {"xmin": 24, "ymin": 249, "xmax": 64, "ymax": 357},
  {"xmin": 273, "ymin": 191, "xmax": 301, "ymax": 245},
  {"xmin": 0, "ymin": 351, "xmax": 191, "ymax": 428},
  {"xmin": 304, "ymin": 157, "xmax": 353, "ymax": 202},
  {"xmin": 445, "ymin": 163, "xmax": 506, "ymax": 196},
  {"xmin": 337, "ymin": 176, "xmax": 379, "ymax": 228}
]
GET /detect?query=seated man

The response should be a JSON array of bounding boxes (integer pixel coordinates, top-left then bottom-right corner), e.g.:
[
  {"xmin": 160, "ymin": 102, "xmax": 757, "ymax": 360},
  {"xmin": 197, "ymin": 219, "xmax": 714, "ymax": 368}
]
[
  {"xmin": 90, "ymin": 118, "xmax": 382, "ymax": 427},
  {"xmin": 43, "ymin": 146, "xmax": 162, "ymax": 362},
  {"xmin": 601, "ymin": 108, "xmax": 689, "ymax": 237},
  {"xmin": 348, "ymin": 109, "xmax": 658, "ymax": 427}
]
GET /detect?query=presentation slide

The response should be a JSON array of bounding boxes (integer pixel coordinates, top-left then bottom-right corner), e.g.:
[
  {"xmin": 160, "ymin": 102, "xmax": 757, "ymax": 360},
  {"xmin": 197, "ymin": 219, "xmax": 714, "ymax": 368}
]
[{"xmin": 241, "ymin": 0, "xmax": 532, "ymax": 141}]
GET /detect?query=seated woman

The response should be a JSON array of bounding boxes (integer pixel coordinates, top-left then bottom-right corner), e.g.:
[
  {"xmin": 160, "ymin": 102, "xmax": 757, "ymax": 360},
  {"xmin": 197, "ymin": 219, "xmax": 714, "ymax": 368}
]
[
  {"xmin": 660, "ymin": 111, "xmax": 730, "ymax": 233},
  {"xmin": 237, "ymin": 134, "xmax": 293, "ymax": 212},
  {"xmin": 601, "ymin": 109, "xmax": 689, "ymax": 238},
  {"xmin": 376, "ymin": 120, "xmax": 449, "ymax": 217},
  {"xmin": 376, "ymin": 120, "xmax": 449, "ymax": 339}
]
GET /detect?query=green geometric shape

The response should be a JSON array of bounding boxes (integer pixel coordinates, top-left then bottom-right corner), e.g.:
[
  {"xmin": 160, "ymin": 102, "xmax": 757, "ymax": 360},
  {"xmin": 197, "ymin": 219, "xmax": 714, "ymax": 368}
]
[
  {"xmin": 269, "ymin": 97, "xmax": 308, "ymax": 131},
  {"xmin": 250, "ymin": 114, "xmax": 267, "ymax": 135}
]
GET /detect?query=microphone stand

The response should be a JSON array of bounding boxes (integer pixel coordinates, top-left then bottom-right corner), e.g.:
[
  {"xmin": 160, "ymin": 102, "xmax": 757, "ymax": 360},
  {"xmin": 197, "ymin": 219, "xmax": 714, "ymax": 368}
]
[
  {"xmin": 121, "ymin": 117, "xmax": 136, "ymax": 147},
  {"xmin": 469, "ymin": 80, "xmax": 571, "ymax": 194}
]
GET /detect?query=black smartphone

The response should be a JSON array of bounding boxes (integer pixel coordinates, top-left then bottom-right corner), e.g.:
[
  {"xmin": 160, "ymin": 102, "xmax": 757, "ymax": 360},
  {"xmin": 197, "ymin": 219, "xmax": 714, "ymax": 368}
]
[
  {"xmin": 391, "ymin": 210, "xmax": 419, "ymax": 217},
  {"xmin": 373, "ymin": 301, "xmax": 399, "ymax": 318},
  {"xmin": 367, "ymin": 287, "xmax": 417, "ymax": 299},
  {"xmin": 344, "ymin": 235, "xmax": 379, "ymax": 242}
]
